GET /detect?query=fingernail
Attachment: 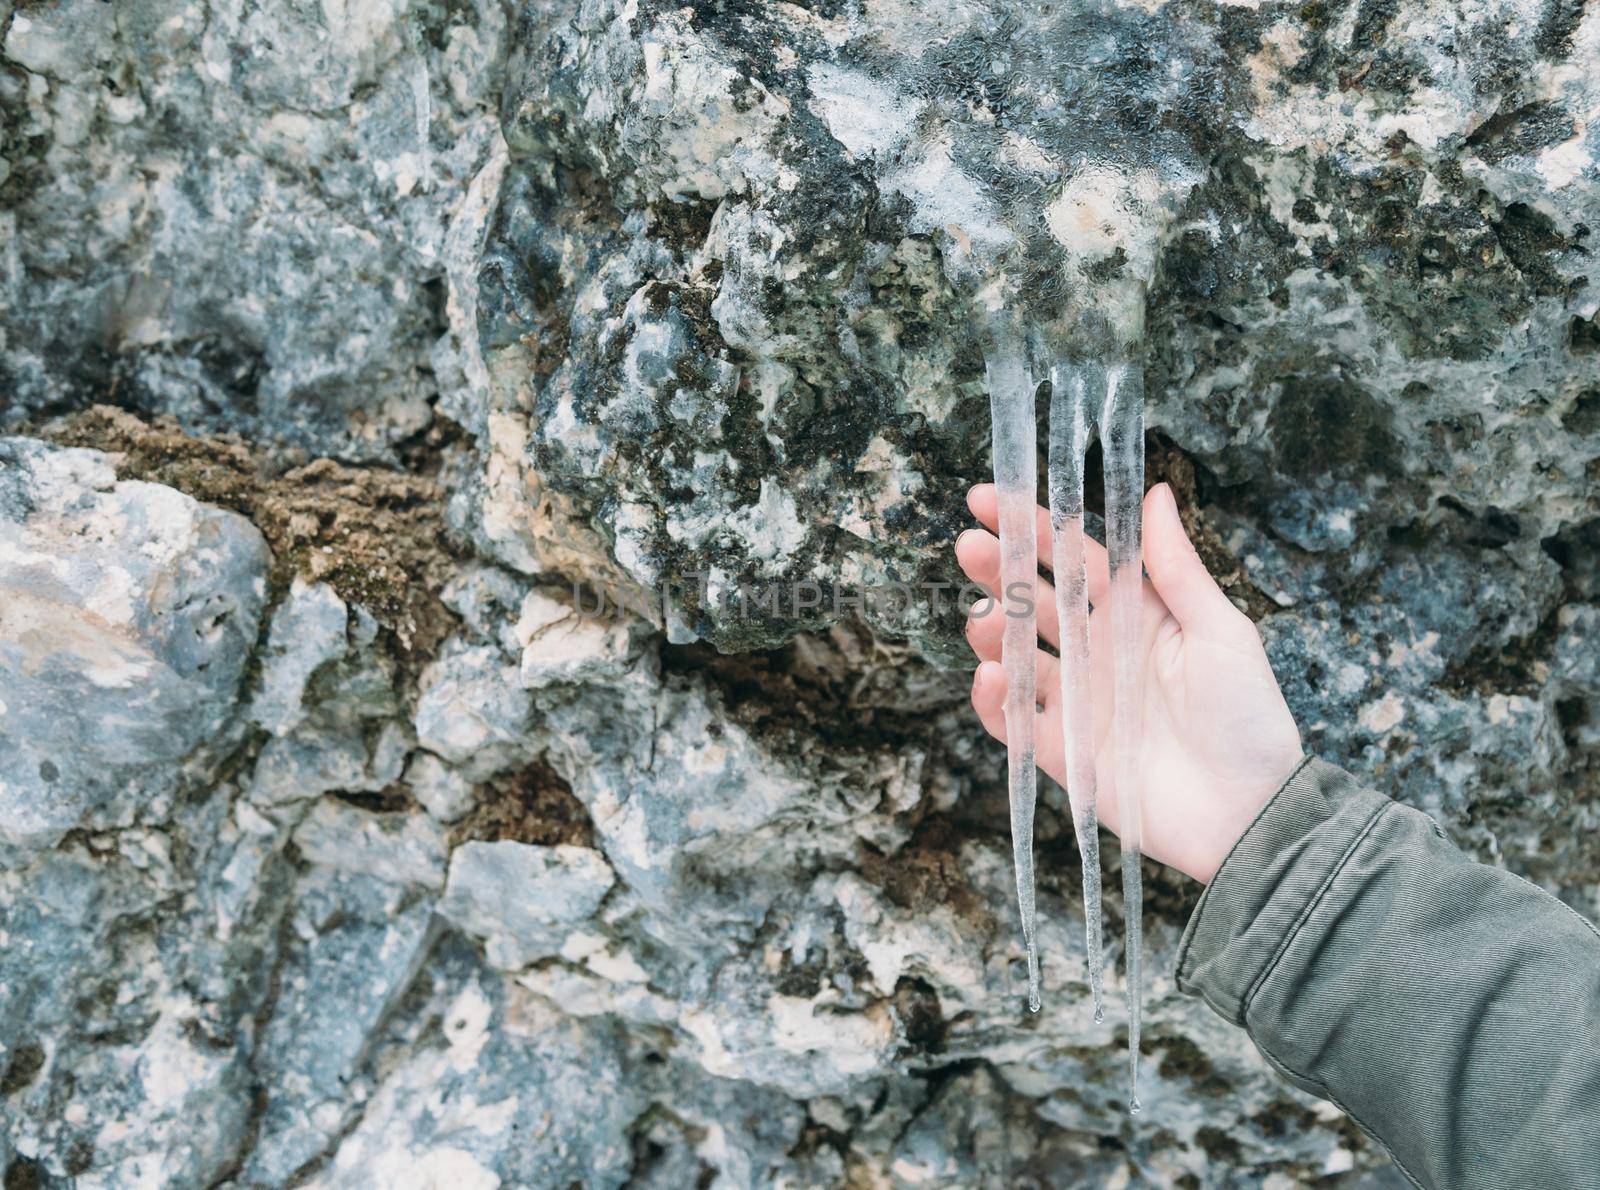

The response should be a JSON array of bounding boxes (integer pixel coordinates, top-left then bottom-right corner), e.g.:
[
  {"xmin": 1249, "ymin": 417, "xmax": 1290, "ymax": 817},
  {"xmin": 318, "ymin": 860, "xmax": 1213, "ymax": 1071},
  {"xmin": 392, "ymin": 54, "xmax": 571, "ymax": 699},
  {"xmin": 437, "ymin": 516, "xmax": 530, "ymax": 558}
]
[
  {"xmin": 956, "ymin": 528, "xmax": 977, "ymax": 547},
  {"xmin": 1157, "ymin": 482, "xmax": 1178, "ymax": 513}
]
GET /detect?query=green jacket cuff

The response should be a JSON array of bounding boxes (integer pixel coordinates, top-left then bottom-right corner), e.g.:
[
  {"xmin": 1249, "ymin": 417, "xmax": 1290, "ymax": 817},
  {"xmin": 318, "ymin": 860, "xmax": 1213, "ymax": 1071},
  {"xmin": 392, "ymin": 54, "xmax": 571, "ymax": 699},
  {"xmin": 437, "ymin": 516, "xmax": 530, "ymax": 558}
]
[{"xmin": 1174, "ymin": 756, "xmax": 1392, "ymax": 1025}]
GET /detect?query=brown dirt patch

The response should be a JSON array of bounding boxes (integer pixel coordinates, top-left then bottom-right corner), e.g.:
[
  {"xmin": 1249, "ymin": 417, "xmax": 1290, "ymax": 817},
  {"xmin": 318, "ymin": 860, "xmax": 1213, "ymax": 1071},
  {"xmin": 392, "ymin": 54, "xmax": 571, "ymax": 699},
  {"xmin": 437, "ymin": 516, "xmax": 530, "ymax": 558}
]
[
  {"xmin": 40, "ymin": 405, "xmax": 458, "ymax": 657},
  {"xmin": 450, "ymin": 756, "xmax": 596, "ymax": 848},
  {"xmin": 857, "ymin": 816, "xmax": 993, "ymax": 927}
]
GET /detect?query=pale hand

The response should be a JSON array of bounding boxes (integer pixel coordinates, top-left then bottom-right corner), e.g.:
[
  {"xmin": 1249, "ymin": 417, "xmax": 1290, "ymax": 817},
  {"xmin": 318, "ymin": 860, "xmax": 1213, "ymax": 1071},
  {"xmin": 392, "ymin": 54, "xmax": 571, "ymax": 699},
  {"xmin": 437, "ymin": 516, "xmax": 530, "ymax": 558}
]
[{"xmin": 956, "ymin": 482, "xmax": 1303, "ymax": 884}]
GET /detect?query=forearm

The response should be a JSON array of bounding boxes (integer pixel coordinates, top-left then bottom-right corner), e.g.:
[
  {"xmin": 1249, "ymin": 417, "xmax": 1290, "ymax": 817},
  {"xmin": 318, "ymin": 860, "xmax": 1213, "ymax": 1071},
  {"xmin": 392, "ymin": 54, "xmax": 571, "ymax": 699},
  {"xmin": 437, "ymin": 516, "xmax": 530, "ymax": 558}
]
[{"xmin": 1178, "ymin": 757, "xmax": 1600, "ymax": 1189}]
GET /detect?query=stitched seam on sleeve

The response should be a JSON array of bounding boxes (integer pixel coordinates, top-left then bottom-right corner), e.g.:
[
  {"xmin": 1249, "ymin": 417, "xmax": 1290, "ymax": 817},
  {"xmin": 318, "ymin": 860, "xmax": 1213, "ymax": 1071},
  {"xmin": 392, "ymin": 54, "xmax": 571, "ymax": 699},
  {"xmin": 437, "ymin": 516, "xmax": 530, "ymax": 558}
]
[
  {"xmin": 1500, "ymin": 867, "xmax": 1600, "ymax": 945},
  {"xmin": 1241, "ymin": 799, "xmax": 1392, "ymax": 1018},
  {"xmin": 1254, "ymin": 1047, "xmax": 1429, "ymax": 1190},
  {"xmin": 1173, "ymin": 754, "xmax": 1313, "ymax": 985}
]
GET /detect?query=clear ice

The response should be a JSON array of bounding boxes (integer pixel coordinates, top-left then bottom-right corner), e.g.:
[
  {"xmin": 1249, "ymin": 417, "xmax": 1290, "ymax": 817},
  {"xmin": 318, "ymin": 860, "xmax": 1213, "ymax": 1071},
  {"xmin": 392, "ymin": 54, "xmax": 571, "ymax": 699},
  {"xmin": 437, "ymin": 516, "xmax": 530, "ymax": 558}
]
[
  {"xmin": 980, "ymin": 311, "xmax": 1148, "ymax": 1100},
  {"xmin": 1047, "ymin": 361, "xmax": 1105, "ymax": 1024},
  {"xmin": 1101, "ymin": 360, "xmax": 1147, "ymax": 1113},
  {"xmin": 985, "ymin": 329, "xmax": 1147, "ymax": 1081},
  {"xmin": 1039, "ymin": 354, "xmax": 1147, "ymax": 1102},
  {"xmin": 908, "ymin": 21, "xmax": 1182, "ymax": 1106},
  {"xmin": 983, "ymin": 314, "xmax": 1041, "ymax": 1014}
]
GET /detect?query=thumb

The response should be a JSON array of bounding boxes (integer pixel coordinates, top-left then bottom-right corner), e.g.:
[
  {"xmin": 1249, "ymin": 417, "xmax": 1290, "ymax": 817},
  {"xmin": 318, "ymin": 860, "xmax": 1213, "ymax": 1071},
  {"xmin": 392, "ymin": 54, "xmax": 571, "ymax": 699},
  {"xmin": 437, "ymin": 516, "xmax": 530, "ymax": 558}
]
[{"xmin": 1142, "ymin": 483, "xmax": 1241, "ymax": 635}]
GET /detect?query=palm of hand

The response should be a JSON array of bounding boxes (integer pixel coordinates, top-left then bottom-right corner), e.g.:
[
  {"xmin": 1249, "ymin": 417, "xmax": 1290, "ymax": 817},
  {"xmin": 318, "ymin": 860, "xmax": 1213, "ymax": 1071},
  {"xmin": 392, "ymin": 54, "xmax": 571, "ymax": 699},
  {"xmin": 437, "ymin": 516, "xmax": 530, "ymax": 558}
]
[{"xmin": 959, "ymin": 483, "xmax": 1302, "ymax": 883}]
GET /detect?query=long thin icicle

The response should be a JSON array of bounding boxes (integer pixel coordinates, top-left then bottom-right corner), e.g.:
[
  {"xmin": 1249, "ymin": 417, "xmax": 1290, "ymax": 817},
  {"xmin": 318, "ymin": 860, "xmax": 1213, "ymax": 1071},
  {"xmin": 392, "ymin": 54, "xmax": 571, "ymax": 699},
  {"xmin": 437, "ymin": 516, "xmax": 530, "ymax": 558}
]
[
  {"xmin": 984, "ymin": 317, "xmax": 1041, "ymax": 1013},
  {"xmin": 1047, "ymin": 361, "xmax": 1104, "ymax": 1024},
  {"xmin": 1101, "ymin": 361, "xmax": 1146, "ymax": 1112}
]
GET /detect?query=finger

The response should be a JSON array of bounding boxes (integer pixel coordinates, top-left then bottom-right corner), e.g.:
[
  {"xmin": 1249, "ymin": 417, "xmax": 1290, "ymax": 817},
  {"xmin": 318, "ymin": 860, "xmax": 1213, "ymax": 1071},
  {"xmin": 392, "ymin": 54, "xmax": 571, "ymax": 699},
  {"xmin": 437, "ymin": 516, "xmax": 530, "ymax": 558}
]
[
  {"xmin": 965, "ymin": 609, "xmax": 1064, "ymax": 697},
  {"xmin": 1142, "ymin": 484, "xmax": 1245, "ymax": 636},
  {"xmin": 971, "ymin": 660, "xmax": 1008, "ymax": 743},
  {"xmin": 968, "ymin": 483, "xmax": 1110, "ymax": 605},
  {"xmin": 963, "ymin": 588, "xmax": 1002, "ymax": 662},
  {"xmin": 966, "ymin": 632, "xmax": 1062, "ymax": 706},
  {"xmin": 956, "ymin": 529, "xmax": 1062, "ymax": 649},
  {"xmin": 974, "ymin": 659, "xmax": 1075, "ymax": 798}
]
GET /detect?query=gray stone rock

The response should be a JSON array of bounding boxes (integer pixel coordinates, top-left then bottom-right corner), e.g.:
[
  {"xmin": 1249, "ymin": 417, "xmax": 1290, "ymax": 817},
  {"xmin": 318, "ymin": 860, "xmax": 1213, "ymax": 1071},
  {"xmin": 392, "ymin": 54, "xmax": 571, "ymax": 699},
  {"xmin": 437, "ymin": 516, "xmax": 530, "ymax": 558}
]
[
  {"xmin": 240, "ymin": 866, "xmax": 437, "ymax": 1186},
  {"xmin": 0, "ymin": 801, "xmax": 264, "ymax": 1188},
  {"xmin": 292, "ymin": 800, "xmax": 448, "ymax": 891},
  {"xmin": 439, "ymin": 840, "xmax": 615, "ymax": 969},
  {"xmin": 441, "ymin": 562, "xmax": 535, "ymax": 657},
  {"xmin": 4, "ymin": 0, "xmax": 1600, "ymax": 1184},
  {"xmin": 413, "ymin": 641, "xmax": 535, "ymax": 778},
  {"xmin": 308, "ymin": 935, "xmax": 808, "ymax": 1190},
  {"xmin": 477, "ymin": 0, "xmax": 1600, "ymax": 661},
  {"xmin": 249, "ymin": 719, "xmax": 411, "ymax": 809},
  {"xmin": 0, "ymin": 438, "xmax": 267, "ymax": 861},
  {"xmin": 515, "ymin": 588, "xmax": 638, "ymax": 689},
  {"xmin": 251, "ymin": 579, "xmax": 351, "ymax": 738},
  {"xmin": 403, "ymin": 750, "xmax": 477, "ymax": 825},
  {"xmin": 247, "ymin": 580, "xmax": 410, "ymax": 808},
  {"xmin": 0, "ymin": 0, "xmax": 509, "ymax": 461}
]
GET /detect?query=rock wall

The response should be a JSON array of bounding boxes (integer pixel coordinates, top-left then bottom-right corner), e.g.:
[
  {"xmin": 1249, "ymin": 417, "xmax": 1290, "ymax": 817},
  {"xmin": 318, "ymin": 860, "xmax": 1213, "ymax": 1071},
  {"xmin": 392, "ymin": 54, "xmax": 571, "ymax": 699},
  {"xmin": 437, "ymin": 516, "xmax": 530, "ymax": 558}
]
[{"xmin": 2, "ymin": 0, "xmax": 1597, "ymax": 1186}]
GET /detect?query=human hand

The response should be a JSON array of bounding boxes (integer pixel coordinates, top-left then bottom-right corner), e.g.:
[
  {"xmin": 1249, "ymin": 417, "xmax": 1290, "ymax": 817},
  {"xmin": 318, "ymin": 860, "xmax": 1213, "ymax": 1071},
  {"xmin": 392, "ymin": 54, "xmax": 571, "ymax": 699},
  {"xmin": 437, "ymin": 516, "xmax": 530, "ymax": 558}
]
[{"xmin": 956, "ymin": 482, "xmax": 1303, "ymax": 884}]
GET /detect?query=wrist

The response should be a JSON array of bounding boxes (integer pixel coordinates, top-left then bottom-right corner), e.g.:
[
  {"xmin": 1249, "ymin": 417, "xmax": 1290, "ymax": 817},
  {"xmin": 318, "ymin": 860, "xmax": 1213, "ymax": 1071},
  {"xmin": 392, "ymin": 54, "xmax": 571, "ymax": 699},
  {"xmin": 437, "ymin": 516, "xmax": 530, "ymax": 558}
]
[{"xmin": 1192, "ymin": 755, "xmax": 1311, "ymax": 885}]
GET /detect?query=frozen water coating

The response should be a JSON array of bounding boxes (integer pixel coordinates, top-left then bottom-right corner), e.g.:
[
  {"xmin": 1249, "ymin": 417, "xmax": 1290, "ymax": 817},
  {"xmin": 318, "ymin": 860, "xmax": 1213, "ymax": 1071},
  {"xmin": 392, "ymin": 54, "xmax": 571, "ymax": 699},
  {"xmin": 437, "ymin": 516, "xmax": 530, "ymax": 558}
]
[
  {"xmin": 1048, "ymin": 361, "xmax": 1105, "ymax": 1025},
  {"xmin": 897, "ymin": 6, "xmax": 1201, "ymax": 1108},
  {"xmin": 1101, "ymin": 360, "xmax": 1148, "ymax": 1112},
  {"xmin": 982, "ymin": 339, "xmax": 1149, "ymax": 1102},
  {"xmin": 982, "ymin": 313, "xmax": 1042, "ymax": 1013}
]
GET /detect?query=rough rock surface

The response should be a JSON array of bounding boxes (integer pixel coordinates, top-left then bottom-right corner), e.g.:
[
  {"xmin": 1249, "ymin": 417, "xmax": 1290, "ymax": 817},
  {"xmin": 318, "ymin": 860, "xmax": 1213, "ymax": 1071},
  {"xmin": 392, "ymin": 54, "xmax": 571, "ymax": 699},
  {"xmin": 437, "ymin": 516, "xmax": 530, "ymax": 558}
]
[
  {"xmin": 1, "ymin": 0, "xmax": 1597, "ymax": 1186},
  {"xmin": 0, "ymin": 437, "xmax": 268, "ymax": 861}
]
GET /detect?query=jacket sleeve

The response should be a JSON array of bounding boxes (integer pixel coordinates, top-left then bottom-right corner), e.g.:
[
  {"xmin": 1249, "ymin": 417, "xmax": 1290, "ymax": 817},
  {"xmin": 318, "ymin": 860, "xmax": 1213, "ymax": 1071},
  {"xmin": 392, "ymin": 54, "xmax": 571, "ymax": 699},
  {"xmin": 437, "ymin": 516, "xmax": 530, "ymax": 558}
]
[{"xmin": 1176, "ymin": 756, "xmax": 1600, "ymax": 1190}]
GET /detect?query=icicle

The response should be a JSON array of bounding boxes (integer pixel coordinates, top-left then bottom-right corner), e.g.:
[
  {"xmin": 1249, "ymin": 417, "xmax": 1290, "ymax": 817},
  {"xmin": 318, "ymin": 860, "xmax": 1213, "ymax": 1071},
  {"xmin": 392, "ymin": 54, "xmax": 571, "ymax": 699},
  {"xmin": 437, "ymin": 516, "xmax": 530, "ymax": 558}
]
[
  {"xmin": 983, "ymin": 315, "xmax": 1041, "ymax": 1013},
  {"xmin": 1047, "ymin": 361, "xmax": 1105, "ymax": 1024},
  {"xmin": 1101, "ymin": 360, "xmax": 1146, "ymax": 1113}
]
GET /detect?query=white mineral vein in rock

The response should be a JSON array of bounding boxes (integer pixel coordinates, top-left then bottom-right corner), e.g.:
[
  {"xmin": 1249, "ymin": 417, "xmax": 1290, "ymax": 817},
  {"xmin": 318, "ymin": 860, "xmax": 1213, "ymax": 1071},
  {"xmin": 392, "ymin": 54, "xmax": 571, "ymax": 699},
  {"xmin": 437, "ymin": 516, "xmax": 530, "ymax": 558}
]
[
  {"xmin": 1048, "ymin": 360, "xmax": 1105, "ymax": 1024},
  {"xmin": 1101, "ymin": 360, "xmax": 1147, "ymax": 1114},
  {"xmin": 983, "ymin": 314, "xmax": 1041, "ymax": 1013}
]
